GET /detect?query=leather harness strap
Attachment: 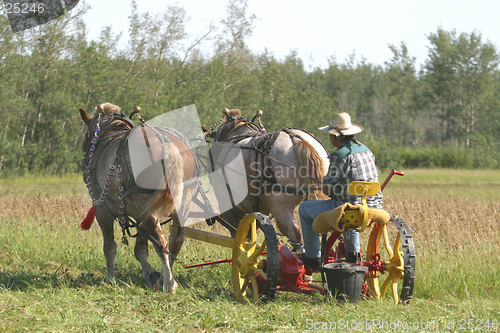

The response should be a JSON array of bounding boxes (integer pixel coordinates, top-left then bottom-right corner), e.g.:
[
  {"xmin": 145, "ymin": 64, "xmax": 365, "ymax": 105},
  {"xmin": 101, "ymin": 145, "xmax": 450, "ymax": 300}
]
[{"xmin": 211, "ymin": 117, "xmax": 324, "ymax": 214}]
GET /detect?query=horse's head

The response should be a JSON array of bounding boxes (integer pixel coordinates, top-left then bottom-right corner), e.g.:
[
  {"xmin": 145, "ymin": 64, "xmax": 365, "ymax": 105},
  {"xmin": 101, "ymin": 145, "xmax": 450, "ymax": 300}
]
[
  {"xmin": 215, "ymin": 108, "xmax": 260, "ymax": 141},
  {"xmin": 79, "ymin": 103, "xmax": 134, "ymax": 153}
]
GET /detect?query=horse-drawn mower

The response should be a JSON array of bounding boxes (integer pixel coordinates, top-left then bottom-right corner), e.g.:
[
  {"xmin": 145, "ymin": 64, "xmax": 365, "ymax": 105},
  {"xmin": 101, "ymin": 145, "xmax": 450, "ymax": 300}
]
[
  {"xmin": 181, "ymin": 169, "xmax": 415, "ymax": 305},
  {"xmin": 80, "ymin": 104, "xmax": 415, "ymax": 304}
]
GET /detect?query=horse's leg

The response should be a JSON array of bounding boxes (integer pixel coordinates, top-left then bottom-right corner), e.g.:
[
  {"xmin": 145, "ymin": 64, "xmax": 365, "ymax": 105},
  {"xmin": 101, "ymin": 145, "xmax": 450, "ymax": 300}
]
[
  {"xmin": 265, "ymin": 193, "xmax": 304, "ymax": 252},
  {"xmin": 133, "ymin": 226, "xmax": 160, "ymax": 289},
  {"xmin": 168, "ymin": 212, "xmax": 183, "ymax": 268},
  {"xmin": 139, "ymin": 215, "xmax": 177, "ymax": 292},
  {"xmin": 95, "ymin": 205, "xmax": 117, "ymax": 284}
]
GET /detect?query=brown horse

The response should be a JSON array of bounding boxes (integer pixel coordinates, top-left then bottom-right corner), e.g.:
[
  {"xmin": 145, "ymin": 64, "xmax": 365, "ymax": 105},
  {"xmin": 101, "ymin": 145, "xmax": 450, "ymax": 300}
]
[
  {"xmin": 79, "ymin": 103, "xmax": 198, "ymax": 292},
  {"xmin": 206, "ymin": 109, "xmax": 329, "ymax": 251}
]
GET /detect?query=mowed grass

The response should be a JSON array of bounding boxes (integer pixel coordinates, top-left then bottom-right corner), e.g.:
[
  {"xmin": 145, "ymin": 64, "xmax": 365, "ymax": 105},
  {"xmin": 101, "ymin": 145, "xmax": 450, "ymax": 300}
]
[{"xmin": 1, "ymin": 170, "xmax": 500, "ymax": 332}]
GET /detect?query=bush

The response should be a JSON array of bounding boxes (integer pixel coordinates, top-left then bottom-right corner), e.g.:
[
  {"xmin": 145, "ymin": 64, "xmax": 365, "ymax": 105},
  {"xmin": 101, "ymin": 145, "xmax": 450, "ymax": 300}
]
[
  {"xmin": 370, "ymin": 144, "xmax": 499, "ymax": 170},
  {"xmin": 398, "ymin": 147, "xmax": 473, "ymax": 168}
]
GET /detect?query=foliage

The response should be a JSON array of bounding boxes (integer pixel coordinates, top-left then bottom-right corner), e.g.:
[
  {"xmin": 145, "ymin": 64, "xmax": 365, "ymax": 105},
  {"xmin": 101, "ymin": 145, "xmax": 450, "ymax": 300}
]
[
  {"xmin": 1, "ymin": 2, "xmax": 500, "ymax": 175},
  {"xmin": 423, "ymin": 29, "xmax": 499, "ymax": 147}
]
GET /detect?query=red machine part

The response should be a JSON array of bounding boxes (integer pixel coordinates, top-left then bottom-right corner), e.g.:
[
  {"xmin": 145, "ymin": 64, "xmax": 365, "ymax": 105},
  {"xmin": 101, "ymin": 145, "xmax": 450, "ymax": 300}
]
[
  {"xmin": 184, "ymin": 170, "xmax": 410, "ymax": 301},
  {"xmin": 275, "ymin": 245, "xmax": 324, "ymax": 294},
  {"xmin": 255, "ymin": 230, "xmax": 388, "ymax": 296}
]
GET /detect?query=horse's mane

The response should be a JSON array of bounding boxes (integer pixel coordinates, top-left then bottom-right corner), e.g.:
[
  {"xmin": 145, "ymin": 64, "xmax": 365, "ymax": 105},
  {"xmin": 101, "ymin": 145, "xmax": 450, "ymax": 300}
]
[
  {"xmin": 216, "ymin": 109, "xmax": 260, "ymax": 141},
  {"xmin": 226, "ymin": 109, "xmax": 241, "ymax": 118},
  {"xmin": 93, "ymin": 103, "xmax": 134, "ymax": 132},
  {"xmin": 93, "ymin": 103, "xmax": 122, "ymax": 117}
]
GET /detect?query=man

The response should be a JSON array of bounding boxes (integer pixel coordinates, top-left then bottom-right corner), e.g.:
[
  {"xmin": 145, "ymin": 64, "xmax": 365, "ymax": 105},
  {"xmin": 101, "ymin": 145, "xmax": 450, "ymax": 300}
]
[{"xmin": 299, "ymin": 112, "xmax": 382, "ymax": 269}]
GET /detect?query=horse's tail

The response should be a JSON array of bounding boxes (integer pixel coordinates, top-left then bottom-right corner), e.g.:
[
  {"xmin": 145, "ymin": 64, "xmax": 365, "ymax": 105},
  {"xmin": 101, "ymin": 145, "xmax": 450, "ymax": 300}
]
[
  {"xmin": 295, "ymin": 140, "xmax": 329, "ymax": 200},
  {"xmin": 143, "ymin": 142, "xmax": 185, "ymax": 219}
]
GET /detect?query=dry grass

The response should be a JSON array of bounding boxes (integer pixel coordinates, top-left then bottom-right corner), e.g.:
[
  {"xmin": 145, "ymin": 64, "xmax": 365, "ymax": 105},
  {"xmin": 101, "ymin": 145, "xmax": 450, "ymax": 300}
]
[
  {"xmin": 391, "ymin": 195, "xmax": 498, "ymax": 246},
  {"xmin": 383, "ymin": 191, "xmax": 500, "ymax": 300},
  {"xmin": 0, "ymin": 195, "xmax": 87, "ymax": 223}
]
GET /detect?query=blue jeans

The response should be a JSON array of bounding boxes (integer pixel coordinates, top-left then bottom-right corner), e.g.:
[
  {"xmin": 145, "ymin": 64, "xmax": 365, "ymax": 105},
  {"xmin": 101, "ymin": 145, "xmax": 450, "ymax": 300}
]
[{"xmin": 299, "ymin": 199, "xmax": 360, "ymax": 258}]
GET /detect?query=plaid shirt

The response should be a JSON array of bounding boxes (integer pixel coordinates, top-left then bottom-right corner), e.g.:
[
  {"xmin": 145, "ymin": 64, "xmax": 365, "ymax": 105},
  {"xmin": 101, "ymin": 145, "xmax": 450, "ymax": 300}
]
[{"xmin": 322, "ymin": 141, "xmax": 383, "ymax": 209}]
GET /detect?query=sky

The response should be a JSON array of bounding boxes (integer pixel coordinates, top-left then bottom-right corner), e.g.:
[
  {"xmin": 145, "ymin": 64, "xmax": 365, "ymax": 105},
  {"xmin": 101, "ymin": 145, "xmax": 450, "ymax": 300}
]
[{"xmin": 81, "ymin": 0, "xmax": 500, "ymax": 70}]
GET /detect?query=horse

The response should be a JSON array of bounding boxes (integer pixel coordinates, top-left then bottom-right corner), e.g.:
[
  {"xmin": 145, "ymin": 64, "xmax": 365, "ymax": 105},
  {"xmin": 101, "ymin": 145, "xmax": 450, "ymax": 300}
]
[
  {"xmin": 79, "ymin": 103, "xmax": 198, "ymax": 292},
  {"xmin": 205, "ymin": 109, "xmax": 329, "ymax": 251}
]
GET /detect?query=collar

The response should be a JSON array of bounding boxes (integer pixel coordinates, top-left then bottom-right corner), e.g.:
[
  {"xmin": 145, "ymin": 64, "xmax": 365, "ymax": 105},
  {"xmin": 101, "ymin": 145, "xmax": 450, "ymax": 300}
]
[{"xmin": 328, "ymin": 141, "xmax": 348, "ymax": 158}]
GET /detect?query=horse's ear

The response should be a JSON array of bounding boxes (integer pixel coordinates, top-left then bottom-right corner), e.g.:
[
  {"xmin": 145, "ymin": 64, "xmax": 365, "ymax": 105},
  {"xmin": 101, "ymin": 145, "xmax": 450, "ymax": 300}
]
[{"xmin": 79, "ymin": 108, "xmax": 91, "ymax": 126}]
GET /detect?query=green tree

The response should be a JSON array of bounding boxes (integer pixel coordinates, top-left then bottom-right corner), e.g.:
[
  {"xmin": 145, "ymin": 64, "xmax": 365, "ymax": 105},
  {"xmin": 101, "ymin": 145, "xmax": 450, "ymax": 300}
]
[
  {"xmin": 215, "ymin": 0, "xmax": 256, "ymax": 97},
  {"xmin": 383, "ymin": 42, "xmax": 420, "ymax": 145},
  {"xmin": 423, "ymin": 28, "xmax": 499, "ymax": 147}
]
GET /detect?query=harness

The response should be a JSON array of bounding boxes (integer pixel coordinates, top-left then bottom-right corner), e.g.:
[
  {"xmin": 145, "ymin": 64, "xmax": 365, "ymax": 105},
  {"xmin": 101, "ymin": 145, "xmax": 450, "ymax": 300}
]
[
  {"xmin": 211, "ymin": 116, "xmax": 326, "ymax": 216},
  {"xmin": 82, "ymin": 113, "xmax": 203, "ymax": 246}
]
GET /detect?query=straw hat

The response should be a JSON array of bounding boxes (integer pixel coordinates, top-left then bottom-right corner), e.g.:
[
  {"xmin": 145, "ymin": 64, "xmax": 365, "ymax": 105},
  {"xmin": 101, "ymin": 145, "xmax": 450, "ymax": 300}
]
[{"xmin": 318, "ymin": 112, "xmax": 364, "ymax": 136}]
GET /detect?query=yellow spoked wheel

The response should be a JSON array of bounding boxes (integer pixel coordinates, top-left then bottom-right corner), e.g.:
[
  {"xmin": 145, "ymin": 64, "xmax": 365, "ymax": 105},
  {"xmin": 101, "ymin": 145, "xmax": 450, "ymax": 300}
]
[
  {"xmin": 365, "ymin": 216, "xmax": 415, "ymax": 304},
  {"xmin": 232, "ymin": 213, "xmax": 279, "ymax": 304}
]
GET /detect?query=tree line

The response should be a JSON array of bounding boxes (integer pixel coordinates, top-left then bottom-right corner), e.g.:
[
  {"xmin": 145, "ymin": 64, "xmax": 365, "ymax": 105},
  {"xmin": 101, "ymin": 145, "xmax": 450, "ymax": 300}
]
[{"xmin": 1, "ymin": 0, "xmax": 499, "ymax": 175}]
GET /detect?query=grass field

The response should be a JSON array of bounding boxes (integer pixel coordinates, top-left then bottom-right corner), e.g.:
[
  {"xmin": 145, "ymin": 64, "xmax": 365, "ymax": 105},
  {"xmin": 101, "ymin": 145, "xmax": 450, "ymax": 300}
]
[{"xmin": 1, "ymin": 170, "xmax": 500, "ymax": 332}]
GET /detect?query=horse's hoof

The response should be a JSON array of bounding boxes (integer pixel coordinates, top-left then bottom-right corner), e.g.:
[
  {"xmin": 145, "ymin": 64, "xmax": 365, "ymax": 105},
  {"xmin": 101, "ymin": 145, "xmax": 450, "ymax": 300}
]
[
  {"xmin": 145, "ymin": 271, "xmax": 161, "ymax": 289},
  {"xmin": 163, "ymin": 279, "xmax": 178, "ymax": 293}
]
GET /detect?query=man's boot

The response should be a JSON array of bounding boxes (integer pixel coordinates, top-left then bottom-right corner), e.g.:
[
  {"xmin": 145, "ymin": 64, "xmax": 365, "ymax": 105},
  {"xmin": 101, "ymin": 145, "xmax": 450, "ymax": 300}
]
[{"xmin": 301, "ymin": 254, "xmax": 322, "ymax": 271}]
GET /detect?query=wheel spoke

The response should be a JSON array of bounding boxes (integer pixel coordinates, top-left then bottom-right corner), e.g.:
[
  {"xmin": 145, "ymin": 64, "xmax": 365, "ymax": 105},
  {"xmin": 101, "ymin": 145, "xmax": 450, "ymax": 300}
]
[
  {"xmin": 249, "ymin": 240, "xmax": 266, "ymax": 260},
  {"xmin": 250, "ymin": 275, "xmax": 259, "ymax": 303},
  {"xmin": 393, "ymin": 233, "xmax": 401, "ymax": 253},
  {"xmin": 366, "ymin": 224, "xmax": 382, "ymax": 300},
  {"xmin": 253, "ymin": 268, "xmax": 267, "ymax": 280},
  {"xmin": 240, "ymin": 277, "xmax": 249, "ymax": 295},
  {"xmin": 245, "ymin": 219, "xmax": 257, "ymax": 253},
  {"xmin": 382, "ymin": 225, "xmax": 394, "ymax": 258},
  {"xmin": 392, "ymin": 281, "xmax": 399, "ymax": 304},
  {"xmin": 380, "ymin": 274, "xmax": 392, "ymax": 300},
  {"xmin": 250, "ymin": 219, "xmax": 257, "ymax": 244},
  {"xmin": 366, "ymin": 276, "xmax": 381, "ymax": 299},
  {"xmin": 367, "ymin": 224, "xmax": 382, "ymax": 259}
]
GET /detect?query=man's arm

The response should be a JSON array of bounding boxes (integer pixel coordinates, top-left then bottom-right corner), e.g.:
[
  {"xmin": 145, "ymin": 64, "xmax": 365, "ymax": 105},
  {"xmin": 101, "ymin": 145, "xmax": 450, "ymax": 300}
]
[{"xmin": 321, "ymin": 155, "xmax": 349, "ymax": 199}]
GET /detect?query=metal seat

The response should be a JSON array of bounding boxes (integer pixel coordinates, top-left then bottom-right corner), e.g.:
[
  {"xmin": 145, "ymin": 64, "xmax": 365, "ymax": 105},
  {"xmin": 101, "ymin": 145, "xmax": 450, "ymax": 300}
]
[{"xmin": 339, "ymin": 181, "xmax": 380, "ymax": 233}]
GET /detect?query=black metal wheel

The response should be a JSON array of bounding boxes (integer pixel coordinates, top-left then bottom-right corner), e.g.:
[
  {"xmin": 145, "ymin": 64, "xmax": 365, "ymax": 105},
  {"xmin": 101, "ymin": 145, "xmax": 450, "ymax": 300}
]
[
  {"xmin": 365, "ymin": 215, "xmax": 416, "ymax": 304},
  {"xmin": 232, "ymin": 213, "xmax": 279, "ymax": 304}
]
